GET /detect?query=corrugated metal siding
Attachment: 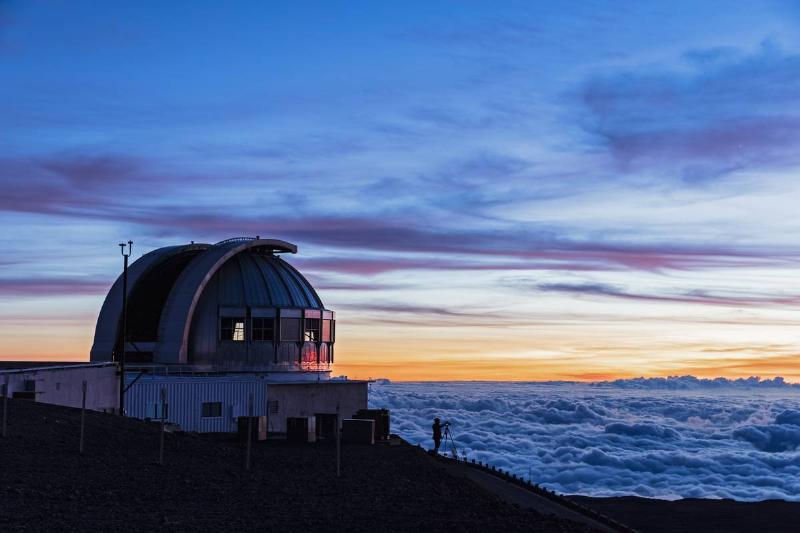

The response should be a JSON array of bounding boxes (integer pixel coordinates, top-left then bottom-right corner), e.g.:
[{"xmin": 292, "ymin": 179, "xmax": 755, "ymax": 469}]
[
  {"xmin": 249, "ymin": 341, "xmax": 275, "ymax": 364},
  {"xmin": 186, "ymin": 251, "xmax": 324, "ymax": 310},
  {"xmin": 237, "ymin": 253, "xmax": 271, "ymax": 305},
  {"xmin": 217, "ymin": 259, "xmax": 245, "ymax": 305},
  {"xmin": 126, "ymin": 376, "xmax": 268, "ymax": 432},
  {"xmin": 277, "ymin": 342, "xmax": 300, "ymax": 366},
  {"xmin": 273, "ymin": 258, "xmax": 311, "ymax": 307},
  {"xmin": 280, "ymin": 259, "xmax": 323, "ymax": 308},
  {"xmin": 254, "ymin": 255, "xmax": 293, "ymax": 306},
  {"xmin": 189, "ymin": 275, "xmax": 219, "ymax": 363}
]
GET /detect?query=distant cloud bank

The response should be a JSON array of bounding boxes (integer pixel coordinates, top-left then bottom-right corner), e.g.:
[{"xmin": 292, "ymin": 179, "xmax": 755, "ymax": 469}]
[
  {"xmin": 370, "ymin": 380, "xmax": 800, "ymax": 501},
  {"xmin": 594, "ymin": 375, "xmax": 798, "ymax": 390}
]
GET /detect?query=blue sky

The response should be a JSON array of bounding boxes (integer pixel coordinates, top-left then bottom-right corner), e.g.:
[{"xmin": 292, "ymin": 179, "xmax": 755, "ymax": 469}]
[{"xmin": 2, "ymin": 0, "xmax": 800, "ymax": 379}]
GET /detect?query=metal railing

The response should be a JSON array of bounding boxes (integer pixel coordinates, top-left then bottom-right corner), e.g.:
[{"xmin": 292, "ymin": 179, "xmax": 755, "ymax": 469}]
[{"xmin": 215, "ymin": 237, "xmax": 256, "ymax": 245}]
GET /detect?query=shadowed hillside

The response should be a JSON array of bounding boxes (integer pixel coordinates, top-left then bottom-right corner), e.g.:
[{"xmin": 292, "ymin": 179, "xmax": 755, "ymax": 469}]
[
  {"xmin": 571, "ymin": 496, "xmax": 800, "ymax": 533},
  {"xmin": 0, "ymin": 399, "xmax": 596, "ymax": 532}
]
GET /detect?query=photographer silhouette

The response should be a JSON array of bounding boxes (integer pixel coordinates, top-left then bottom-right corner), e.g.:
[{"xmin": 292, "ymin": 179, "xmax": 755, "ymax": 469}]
[{"xmin": 432, "ymin": 417, "xmax": 443, "ymax": 453}]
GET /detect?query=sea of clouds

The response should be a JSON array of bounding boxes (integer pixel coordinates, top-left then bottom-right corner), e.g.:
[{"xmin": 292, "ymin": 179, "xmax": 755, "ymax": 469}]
[{"xmin": 368, "ymin": 377, "xmax": 800, "ymax": 501}]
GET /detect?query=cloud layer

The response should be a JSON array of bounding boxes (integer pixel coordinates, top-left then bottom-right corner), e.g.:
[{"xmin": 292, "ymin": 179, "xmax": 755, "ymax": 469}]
[{"xmin": 370, "ymin": 380, "xmax": 800, "ymax": 501}]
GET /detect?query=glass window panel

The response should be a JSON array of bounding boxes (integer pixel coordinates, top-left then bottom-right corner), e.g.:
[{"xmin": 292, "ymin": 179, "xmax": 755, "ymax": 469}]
[
  {"xmin": 201, "ymin": 402, "xmax": 223, "ymax": 418},
  {"xmin": 302, "ymin": 343, "xmax": 317, "ymax": 362},
  {"xmin": 233, "ymin": 321, "xmax": 245, "ymax": 341},
  {"xmin": 280, "ymin": 318, "xmax": 301, "ymax": 341},
  {"xmin": 252, "ymin": 317, "xmax": 274, "ymax": 341},
  {"xmin": 221, "ymin": 317, "xmax": 245, "ymax": 341},
  {"xmin": 304, "ymin": 318, "xmax": 320, "ymax": 342}
]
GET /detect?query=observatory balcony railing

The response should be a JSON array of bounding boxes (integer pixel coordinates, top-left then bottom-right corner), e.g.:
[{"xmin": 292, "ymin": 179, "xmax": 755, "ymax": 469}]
[
  {"xmin": 215, "ymin": 237, "xmax": 257, "ymax": 245},
  {"xmin": 125, "ymin": 363, "xmax": 333, "ymax": 377},
  {"xmin": 212, "ymin": 236, "xmax": 297, "ymax": 254}
]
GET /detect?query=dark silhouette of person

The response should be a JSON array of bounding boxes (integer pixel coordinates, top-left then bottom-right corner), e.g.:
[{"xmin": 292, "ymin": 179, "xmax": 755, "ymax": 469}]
[{"xmin": 432, "ymin": 417, "xmax": 442, "ymax": 453}]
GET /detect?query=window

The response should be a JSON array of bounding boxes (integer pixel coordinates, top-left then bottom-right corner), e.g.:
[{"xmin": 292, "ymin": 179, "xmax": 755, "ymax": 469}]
[
  {"xmin": 201, "ymin": 402, "xmax": 223, "ymax": 418},
  {"xmin": 280, "ymin": 318, "xmax": 301, "ymax": 341},
  {"xmin": 252, "ymin": 317, "xmax": 274, "ymax": 341},
  {"xmin": 322, "ymin": 319, "xmax": 331, "ymax": 342},
  {"xmin": 221, "ymin": 317, "xmax": 245, "ymax": 341},
  {"xmin": 302, "ymin": 344, "xmax": 317, "ymax": 363},
  {"xmin": 146, "ymin": 402, "xmax": 168, "ymax": 419},
  {"xmin": 304, "ymin": 318, "xmax": 320, "ymax": 342}
]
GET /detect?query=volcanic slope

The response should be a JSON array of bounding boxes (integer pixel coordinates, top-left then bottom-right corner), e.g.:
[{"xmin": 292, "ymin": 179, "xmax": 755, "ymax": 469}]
[
  {"xmin": 571, "ymin": 495, "xmax": 800, "ymax": 533},
  {"xmin": 0, "ymin": 399, "xmax": 598, "ymax": 532}
]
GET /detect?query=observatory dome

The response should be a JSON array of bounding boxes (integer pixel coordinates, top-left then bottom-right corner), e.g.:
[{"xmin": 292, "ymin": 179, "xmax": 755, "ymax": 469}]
[{"xmin": 91, "ymin": 238, "xmax": 335, "ymax": 372}]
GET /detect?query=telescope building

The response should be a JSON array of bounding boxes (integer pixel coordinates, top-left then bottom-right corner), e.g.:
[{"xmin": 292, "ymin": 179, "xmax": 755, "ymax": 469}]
[
  {"xmin": 0, "ymin": 237, "xmax": 367, "ymax": 434},
  {"xmin": 91, "ymin": 237, "xmax": 335, "ymax": 373}
]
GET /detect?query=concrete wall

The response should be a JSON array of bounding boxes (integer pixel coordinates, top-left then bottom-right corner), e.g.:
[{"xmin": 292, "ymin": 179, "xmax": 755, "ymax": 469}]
[
  {"xmin": 266, "ymin": 381, "xmax": 368, "ymax": 433},
  {"xmin": 0, "ymin": 363, "xmax": 119, "ymax": 412}
]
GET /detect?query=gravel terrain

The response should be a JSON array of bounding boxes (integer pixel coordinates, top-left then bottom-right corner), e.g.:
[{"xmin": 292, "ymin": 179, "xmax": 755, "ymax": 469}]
[
  {"xmin": 0, "ymin": 399, "xmax": 596, "ymax": 532},
  {"xmin": 571, "ymin": 495, "xmax": 800, "ymax": 533}
]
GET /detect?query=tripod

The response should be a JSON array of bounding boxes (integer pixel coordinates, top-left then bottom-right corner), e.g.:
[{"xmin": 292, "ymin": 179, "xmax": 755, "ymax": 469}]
[{"xmin": 441, "ymin": 423, "xmax": 460, "ymax": 459}]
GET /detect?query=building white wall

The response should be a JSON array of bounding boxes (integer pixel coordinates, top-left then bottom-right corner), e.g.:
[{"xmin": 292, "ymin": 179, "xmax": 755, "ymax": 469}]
[
  {"xmin": 0, "ymin": 364, "xmax": 367, "ymax": 434},
  {"xmin": 266, "ymin": 382, "xmax": 368, "ymax": 433},
  {"xmin": 0, "ymin": 363, "xmax": 119, "ymax": 412}
]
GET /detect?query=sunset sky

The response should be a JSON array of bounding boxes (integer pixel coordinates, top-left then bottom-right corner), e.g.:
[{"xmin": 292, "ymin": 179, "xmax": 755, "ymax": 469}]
[{"xmin": 2, "ymin": 1, "xmax": 800, "ymax": 380}]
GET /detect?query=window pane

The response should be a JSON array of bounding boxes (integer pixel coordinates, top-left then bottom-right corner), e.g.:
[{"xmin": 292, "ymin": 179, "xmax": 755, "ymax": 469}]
[
  {"xmin": 219, "ymin": 317, "xmax": 244, "ymax": 341},
  {"xmin": 252, "ymin": 317, "xmax": 274, "ymax": 341},
  {"xmin": 201, "ymin": 402, "xmax": 222, "ymax": 418},
  {"xmin": 322, "ymin": 319, "xmax": 331, "ymax": 342},
  {"xmin": 281, "ymin": 318, "xmax": 301, "ymax": 341},
  {"xmin": 221, "ymin": 317, "xmax": 245, "ymax": 341},
  {"xmin": 221, "ymin": 317, "xmax": 231, "ymax": 340},
  {"xmin": 302, "ymin": 343, "xmax": 317, "ymax": 362},
  {"xmin": 233, "ymin": 321, "xmax": 245, "ymax": 341},
  {"xmin": 304, "ymin": 318, "xmax": 320, "ymax": 342}
]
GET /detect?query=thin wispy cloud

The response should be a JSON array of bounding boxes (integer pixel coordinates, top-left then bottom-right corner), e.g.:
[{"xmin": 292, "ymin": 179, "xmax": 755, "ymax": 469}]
[{"xmin": 579, "ymin": 43, "xmax": 800, "ymax": 179}]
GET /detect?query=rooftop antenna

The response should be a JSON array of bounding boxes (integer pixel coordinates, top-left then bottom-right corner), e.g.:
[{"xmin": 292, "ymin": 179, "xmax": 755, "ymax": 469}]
[{"xmin": 117, "ymin": 240, "xmax": 133, "ymax": 415}]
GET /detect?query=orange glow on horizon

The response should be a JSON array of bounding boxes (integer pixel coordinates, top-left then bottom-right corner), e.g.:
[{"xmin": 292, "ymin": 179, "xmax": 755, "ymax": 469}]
[
  {"xmin": 2, "ymin": 304, "xmax": 800, "ymax": 383},
  {"xmin": 5, "ymin": 342, "xmax": 799, "ymax": 383},
  {"xmin": 334, "ymin": 355, "xmax": 800, "ymax": 382}
]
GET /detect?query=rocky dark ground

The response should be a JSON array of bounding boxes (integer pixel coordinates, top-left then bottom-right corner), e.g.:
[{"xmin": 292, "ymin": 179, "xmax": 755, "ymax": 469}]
[
  {"xmin": 571, "ymin": 495, "xmax": 800, "ymax": 533},
  {"xmin": 0, "ymin": 399, "xmax": 597, "ymax": 532}
]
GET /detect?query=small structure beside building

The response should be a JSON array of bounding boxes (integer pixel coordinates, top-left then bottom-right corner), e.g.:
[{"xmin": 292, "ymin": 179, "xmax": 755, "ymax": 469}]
[{"xmin": 0, "ymin": 362, "xmax": 119, "ymax": 412}]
